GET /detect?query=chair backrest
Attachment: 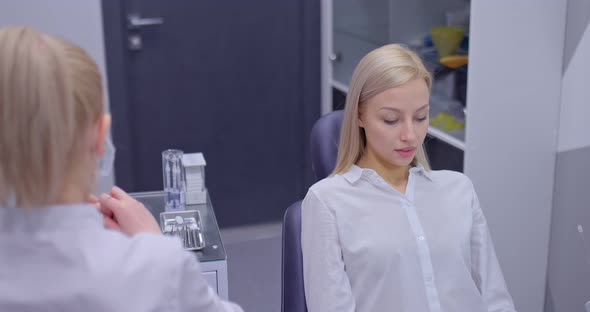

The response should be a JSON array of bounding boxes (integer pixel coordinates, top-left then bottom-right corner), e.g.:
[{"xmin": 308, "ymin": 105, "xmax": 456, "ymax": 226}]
[
  {"xmin": 281, "ymin": 110, "xmax": 344, "ymax": 312},
  {"xmin": 281, "ymin": 200, "xmax": 306, "ymax": 312},
  {"xmin": 310, "ymin": 110, "xmax": 344, "ymax": 181}
]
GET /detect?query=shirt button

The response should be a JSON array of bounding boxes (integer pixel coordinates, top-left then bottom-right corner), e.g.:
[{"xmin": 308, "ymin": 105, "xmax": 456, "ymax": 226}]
[
  {"xmin": 425, "ymin": 275, "xmax": 434, "ymax": 283},
  {"xmin": 417, "ymin": 235, "xmax": 425, "ymax": 241}
]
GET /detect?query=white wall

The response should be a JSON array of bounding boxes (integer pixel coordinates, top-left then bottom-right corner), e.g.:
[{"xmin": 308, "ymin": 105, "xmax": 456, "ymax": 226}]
[
  {"xmin": 546, "ymin": 0, "xmax": 590, "ymax": 310},
  {"xmin": 465, "ymin": 1, "xmax": 567, "ymax": 311},
  {"xmin": 558, "ymin": 23, "xmax": 590, "ymax": 152},
  {"xmin": 0, "ymin": 0, "xmax": 113, "ymax": 193}
]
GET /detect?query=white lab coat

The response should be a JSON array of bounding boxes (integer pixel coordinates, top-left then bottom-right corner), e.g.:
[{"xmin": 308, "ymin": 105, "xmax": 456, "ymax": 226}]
[{"xmin": 0, "ymin": 203, "xmax": 243, "ymax": 312}]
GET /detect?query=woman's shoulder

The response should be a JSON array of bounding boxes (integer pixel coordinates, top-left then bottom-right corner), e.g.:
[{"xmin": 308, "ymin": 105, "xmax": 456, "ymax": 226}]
[
  {"xmin": 303, "ymin": 173, "xmax": 365, "ymax": 214},
  {"xmin": 427, "ymin": 169, "xmax": 474, "ymax": 190},
  {"xmin": 95, "ymin": 230, "xmax": 187, "ymax": 274},
  {"xmin": 82, "ymin": 231, "xmax": 191, "ymax": 307},
  {"xmin": 308, "ymin": 173, "xmax": 350, "ymax": 196}
]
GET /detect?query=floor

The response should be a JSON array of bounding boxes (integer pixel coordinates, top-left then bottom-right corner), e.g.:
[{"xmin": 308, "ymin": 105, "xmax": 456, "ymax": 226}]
[{"xmin": 221, "ymin": 222, "xmax": 283, "ymax": 312}]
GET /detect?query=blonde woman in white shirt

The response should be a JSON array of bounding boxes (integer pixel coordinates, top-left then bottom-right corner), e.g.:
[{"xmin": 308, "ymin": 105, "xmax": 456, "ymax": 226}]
[
  {"xmin": 301, "ymin": 44, "xmax": 517, "ymax": 312},
  {"xmin": 0, "ymin": 26, "xmax": 242, "ymax": 312}
]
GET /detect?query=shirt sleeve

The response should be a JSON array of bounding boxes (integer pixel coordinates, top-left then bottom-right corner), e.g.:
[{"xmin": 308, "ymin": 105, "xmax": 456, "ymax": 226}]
[
  {"xmin": 176, "ymin": 251, "xmax": 244, "ymax": 312},
  {"xmin": 301, "ymin": 189, "xmax": 356, "ymax": 312},
  {"xmin": 469, "ymin": 186, "xmax": 518, "ymax": 312}
]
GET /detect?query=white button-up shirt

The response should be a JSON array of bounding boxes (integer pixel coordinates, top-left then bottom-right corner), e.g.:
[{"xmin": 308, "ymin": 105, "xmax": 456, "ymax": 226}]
[
  {"xmin": 0, "ymin": 203, "xmax": 242, "ymax": 312},
  {"xmin": 301, "ymin": 165, "xmax": 517, "ymax": 312}
]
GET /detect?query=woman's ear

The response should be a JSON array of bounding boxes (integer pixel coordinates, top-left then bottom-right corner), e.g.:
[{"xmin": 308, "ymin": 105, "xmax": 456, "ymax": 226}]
[
  {"xmin": 94, "ymin": 114, "xmax": 111, "ymax": 155},
  {"xmin": 358, "ymin": 109, "xmax": 365, "ymax": 128}
]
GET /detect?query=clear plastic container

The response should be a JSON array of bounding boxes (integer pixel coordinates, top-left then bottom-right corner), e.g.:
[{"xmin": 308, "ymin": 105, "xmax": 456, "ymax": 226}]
[{"xmin": 162, "ymin": 149, "xmax": 186, "ymax": 211}]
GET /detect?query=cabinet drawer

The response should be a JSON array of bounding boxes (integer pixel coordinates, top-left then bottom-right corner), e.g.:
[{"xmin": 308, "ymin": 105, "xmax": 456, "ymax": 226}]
[{"xmin": 202, "ymin": 271, "xmax": 218, "ymax": 293}]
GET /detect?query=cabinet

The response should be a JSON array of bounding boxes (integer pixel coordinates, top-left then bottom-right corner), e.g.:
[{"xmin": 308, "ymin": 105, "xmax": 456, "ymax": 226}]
[
  {"xmin": 321, "ymin": 0, "xmax": 470, "ymax": 171},
  {"xmin": 131, "ymin": 191, "xmax": 229, "ymax": 300}
]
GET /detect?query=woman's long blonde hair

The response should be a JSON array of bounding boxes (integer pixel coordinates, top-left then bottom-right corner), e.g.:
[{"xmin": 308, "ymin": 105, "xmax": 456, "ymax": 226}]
[
  {"xmin": 332, "ymin": 44, "xmax": 431, "ymax": 175},
  {"xmin": 0, "ymin": 27, "xmax": 104, "ymax": 208}
]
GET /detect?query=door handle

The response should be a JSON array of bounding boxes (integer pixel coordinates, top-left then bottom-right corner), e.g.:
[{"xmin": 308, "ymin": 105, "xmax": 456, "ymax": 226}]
[
  {"xmin": 127, "ymin": 13, "xmax": 164, "ymax": 29},
  {"xmin": 329, "ymin": 52, "xmax": 341, "ymax": 62}
]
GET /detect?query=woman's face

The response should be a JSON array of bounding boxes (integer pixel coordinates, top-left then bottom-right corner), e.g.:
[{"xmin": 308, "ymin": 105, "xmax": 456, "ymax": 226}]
[{"xmin": 359, "ymin": 78, "xmax": 430, "ymax": 168}]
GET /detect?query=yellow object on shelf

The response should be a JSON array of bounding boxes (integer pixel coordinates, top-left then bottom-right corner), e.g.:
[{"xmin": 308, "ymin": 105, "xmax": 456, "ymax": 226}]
[
  {"xmin": 431, "ymin": 26, "xmax": 464, "ymax": 58},
  {"xmin": 439, "ymin": 54, "xmax": 468, "ymax": 68},
  {"xmin": 430, "ymin": 112, "xmax": 464, "ymax": 131}
]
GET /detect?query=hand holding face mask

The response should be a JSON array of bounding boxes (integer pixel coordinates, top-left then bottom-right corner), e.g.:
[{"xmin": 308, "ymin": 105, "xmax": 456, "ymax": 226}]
[{"xmin": 90, "ymin": 186, "xmax": 161, "ymax": 235}]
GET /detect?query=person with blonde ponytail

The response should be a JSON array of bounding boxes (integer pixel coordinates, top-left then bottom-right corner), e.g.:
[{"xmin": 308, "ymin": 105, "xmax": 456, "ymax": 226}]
[
  {"xmin": 301, "ymin": 44, "xmax": 516, "ymax": 312},
  {"xmin": 0, "ymin": 26, "xmax": 242, "ymax": 312}
]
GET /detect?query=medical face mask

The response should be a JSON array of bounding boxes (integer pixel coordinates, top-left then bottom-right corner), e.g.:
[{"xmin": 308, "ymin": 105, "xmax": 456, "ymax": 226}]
[{"xmin": 97, "ymin": 136, "xmax": 115, "ymax": 177}]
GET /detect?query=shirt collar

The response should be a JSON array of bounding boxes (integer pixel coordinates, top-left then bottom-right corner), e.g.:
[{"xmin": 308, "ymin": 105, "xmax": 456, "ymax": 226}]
[
  {"xmin": 341, "ymin": 164, "xmax": 364, "ymax": 183},
  {"xmin": 341, "ymin": 163, "xmax": 433, "ymax": 184},
  {"xmin": 410, "ymin": 163, "xmax": 433, "ymax": 181}
]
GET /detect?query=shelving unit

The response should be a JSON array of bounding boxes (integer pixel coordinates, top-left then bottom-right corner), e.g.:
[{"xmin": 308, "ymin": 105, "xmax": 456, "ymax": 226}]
[
  {"xmin": 325, "ymin": 0, "xmax": 469, "ymax": 154},
  {"xmin": 331, "ymin": 79, "xmax": 349, "ymax": 94},
  {"xmin": 426, "ymin": 125, "xmax": 465, "ymax": 150}
]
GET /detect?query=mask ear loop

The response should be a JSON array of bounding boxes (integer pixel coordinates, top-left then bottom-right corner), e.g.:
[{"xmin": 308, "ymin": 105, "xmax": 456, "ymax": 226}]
[{"xmin": 97, "ymin": 136, "xmax": 116, "ymax": 177}]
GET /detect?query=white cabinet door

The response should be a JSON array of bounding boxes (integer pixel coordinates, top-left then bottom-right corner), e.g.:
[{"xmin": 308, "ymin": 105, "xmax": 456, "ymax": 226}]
[{"xmin": 202, "ymin": 271, "xmax": 218, "ymax": 293}]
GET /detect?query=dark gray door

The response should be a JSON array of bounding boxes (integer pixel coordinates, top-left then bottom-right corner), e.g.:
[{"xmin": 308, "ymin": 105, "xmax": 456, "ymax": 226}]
[{"xmin": 102, "ymin": 0, "xmax": 320, "ymax": 227}]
